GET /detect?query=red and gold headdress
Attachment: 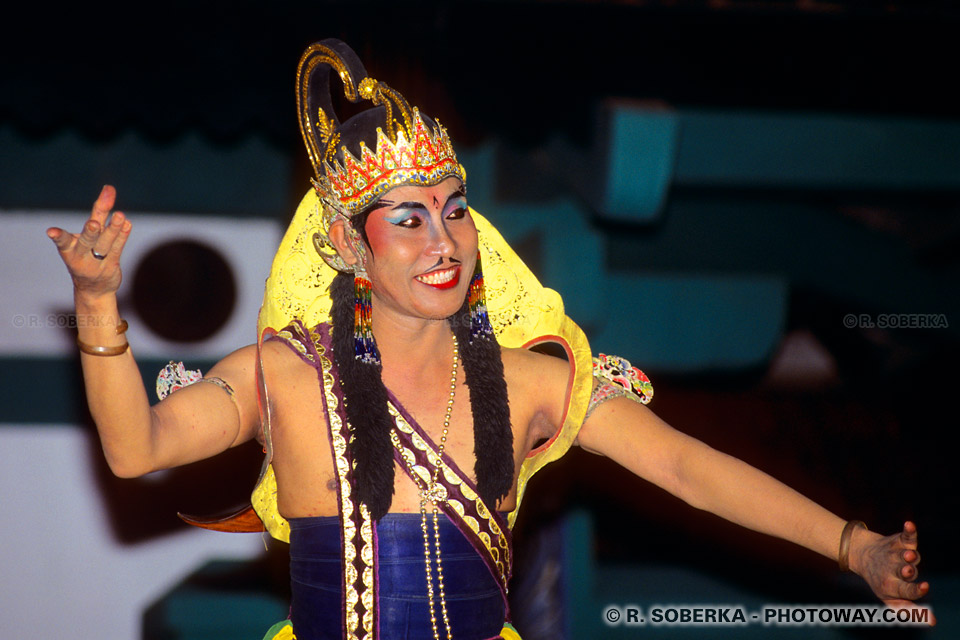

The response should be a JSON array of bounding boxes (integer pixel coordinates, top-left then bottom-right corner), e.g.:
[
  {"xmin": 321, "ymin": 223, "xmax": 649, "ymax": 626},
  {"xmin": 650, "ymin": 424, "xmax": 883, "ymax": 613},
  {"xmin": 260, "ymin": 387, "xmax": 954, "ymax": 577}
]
[{"xmin": 297, "ymin": 40, "xmax": 466, "ymax": 272}]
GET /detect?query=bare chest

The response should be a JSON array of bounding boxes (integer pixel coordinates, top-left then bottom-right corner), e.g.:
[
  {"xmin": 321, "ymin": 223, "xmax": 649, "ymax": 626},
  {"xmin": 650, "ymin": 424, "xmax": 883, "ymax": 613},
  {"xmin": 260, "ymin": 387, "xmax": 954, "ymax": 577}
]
[{"xmin": 267, "ymin": 369, "xmax": 535, "ymax": 518}]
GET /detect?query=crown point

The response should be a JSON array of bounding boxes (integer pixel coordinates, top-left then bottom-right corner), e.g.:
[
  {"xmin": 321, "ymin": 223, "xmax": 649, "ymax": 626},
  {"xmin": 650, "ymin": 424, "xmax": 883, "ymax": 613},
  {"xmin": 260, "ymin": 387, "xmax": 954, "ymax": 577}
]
[{"xmin": 322, "ymin": 111, "xmax": 465, "ymax": 215}]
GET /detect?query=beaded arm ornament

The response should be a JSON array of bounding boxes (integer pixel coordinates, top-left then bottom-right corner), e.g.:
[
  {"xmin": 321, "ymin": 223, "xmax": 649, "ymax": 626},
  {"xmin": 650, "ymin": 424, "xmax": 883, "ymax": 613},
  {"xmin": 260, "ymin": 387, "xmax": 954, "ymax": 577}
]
[
  {"xmin": 586, "ymin": 353, "xmax": 654, "ymax": 420},
  {"xmin": 156, "ymin": 361, "xmax": 203, "ymax": 400},
  {"xmin": 156, "ymin": 361, "xmax": 238, "ymax": 410}
]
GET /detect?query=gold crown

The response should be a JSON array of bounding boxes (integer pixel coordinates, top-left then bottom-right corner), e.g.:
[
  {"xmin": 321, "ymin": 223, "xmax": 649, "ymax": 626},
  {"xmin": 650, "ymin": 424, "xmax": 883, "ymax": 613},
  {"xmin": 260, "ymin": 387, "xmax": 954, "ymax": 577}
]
[
  {"xmin": 296, "ymin": 41, "xmax": 467, "ymax": 271},
  {"xmin": 319, "ymin": 108, "xmax": 465, "ymax": 216}
]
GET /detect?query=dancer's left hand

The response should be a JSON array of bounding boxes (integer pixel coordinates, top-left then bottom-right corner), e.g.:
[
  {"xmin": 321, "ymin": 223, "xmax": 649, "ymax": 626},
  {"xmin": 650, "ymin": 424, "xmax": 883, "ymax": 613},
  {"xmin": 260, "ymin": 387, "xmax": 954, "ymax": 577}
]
[{"xmin": 851, "ymin": 521, "xmax": 935, "ymax": 625}]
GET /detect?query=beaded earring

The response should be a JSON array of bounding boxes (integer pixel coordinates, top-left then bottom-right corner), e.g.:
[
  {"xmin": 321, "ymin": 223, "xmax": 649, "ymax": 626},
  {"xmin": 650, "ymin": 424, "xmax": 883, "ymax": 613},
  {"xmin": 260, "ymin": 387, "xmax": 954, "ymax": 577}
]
[
  {"xmin": 353, "ymin": 269, "xmax": 381, "ymax": 364},
  {"xmin": 468, "ymin": 251, "xmax": 494, "ymax": 341}
]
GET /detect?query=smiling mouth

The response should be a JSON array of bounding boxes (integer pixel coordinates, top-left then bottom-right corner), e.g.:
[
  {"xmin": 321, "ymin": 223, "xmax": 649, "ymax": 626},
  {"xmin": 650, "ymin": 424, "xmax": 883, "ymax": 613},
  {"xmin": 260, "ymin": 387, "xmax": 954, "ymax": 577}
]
[{"xmin": 415, "ymin": 266, "xmax": 461, "ymax": 289}]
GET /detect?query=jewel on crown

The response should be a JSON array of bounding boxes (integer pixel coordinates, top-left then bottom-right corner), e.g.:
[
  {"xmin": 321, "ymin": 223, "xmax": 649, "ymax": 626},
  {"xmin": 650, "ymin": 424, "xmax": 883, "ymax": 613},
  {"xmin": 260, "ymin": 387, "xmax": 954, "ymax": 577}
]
[{"xmin": 323, "ymin": 109, "xmax": 464, "ymax": 215}]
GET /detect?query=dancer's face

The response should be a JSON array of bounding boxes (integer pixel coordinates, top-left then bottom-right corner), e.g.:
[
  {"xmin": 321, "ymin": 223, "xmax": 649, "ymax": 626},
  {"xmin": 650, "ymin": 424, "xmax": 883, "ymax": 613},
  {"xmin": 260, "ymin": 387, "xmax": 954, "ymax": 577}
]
[{"xmin": 359, "ymin": 177, "xmax": 477, "ymax": 323}]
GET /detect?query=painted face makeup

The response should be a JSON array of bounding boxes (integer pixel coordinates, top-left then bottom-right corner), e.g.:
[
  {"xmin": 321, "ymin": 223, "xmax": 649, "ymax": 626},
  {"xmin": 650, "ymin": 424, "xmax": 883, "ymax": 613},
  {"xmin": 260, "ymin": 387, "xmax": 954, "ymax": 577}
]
[
  {"xmin": 359, "ymin": 177, "xmax": 477, "ymax": 323},
  {"xmin": 379, "ymin": 191, "xmax": 467, "ymax": 227}
]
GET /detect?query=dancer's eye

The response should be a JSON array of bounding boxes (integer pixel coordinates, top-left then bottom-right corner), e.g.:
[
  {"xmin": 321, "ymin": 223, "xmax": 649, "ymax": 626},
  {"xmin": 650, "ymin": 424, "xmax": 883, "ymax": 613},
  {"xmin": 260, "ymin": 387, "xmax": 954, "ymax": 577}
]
[{"xmin": 396, "ymin": 215, "xmax": 423, "ymax": 228}]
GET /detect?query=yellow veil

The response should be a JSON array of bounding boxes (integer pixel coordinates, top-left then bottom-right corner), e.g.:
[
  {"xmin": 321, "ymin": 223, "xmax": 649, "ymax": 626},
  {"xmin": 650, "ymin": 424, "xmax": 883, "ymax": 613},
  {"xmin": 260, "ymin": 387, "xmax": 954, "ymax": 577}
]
[{"xmin": 234, "ymin": 188, "xmax": 593, "ymax": 542}]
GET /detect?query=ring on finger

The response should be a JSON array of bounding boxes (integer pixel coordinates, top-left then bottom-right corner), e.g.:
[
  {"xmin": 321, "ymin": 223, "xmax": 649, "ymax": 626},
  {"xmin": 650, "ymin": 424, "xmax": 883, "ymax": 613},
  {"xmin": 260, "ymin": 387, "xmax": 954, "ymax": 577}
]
[{"xmin": 91, "ymin": 248, "xmax": 107, "ymax": 260}]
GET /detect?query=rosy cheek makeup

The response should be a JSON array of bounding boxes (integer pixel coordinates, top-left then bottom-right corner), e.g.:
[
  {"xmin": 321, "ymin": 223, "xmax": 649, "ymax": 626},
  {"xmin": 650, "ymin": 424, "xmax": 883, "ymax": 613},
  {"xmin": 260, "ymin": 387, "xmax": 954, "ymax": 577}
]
[{"xmin": 363, "ymin": 217, "xmax": 399, "ymax": 256}]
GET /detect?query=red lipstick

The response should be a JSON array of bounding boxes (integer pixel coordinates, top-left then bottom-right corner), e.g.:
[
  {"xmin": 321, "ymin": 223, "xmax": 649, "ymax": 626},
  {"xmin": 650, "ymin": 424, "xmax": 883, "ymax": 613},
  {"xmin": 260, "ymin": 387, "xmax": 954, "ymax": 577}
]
[{"xmin": 415, "ymin": 266, "xmax": 461, "ymax": 290}]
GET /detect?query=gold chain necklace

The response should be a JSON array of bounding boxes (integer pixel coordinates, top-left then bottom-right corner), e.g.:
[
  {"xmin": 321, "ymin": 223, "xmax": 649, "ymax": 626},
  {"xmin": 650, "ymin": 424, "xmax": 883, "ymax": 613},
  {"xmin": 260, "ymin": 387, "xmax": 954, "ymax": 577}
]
[{"xmin": 390, "ymin": 332, "xmax": 458, "ymax": 640}]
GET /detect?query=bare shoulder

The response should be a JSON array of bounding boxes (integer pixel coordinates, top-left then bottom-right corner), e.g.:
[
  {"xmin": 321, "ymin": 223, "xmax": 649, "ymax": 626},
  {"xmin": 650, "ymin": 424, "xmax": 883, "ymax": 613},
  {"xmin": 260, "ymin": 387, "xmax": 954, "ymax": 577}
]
[
  {"xmin": 258, "ymin": 336, "xmax": 310, "ymax": 375},
  {"xmin": 201, "ymin": 342, "xmax": 261, "ymax": 395},
  {"xmin": 257, "ymin": 336, "xmax": 325, "ymax": 401},
  {"xmin": 204, "ymin": 339, "xmax": 312, "ymax": 401},
  {"xmin": 500, "ymin": 344, "xmax": 570, "ymax": 382},
  {"xmin": 500, "ymin": 345, "xmax": 571, "ymax": 435},
  {"xmin": 257, "ymin": 334, "xmax": 337, "ymax": 516}
]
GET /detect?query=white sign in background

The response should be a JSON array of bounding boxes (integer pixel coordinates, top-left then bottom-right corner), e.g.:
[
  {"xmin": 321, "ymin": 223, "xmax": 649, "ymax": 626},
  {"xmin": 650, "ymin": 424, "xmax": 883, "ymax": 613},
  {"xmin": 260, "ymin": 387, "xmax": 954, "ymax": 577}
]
[
  {"xmin": 1, "ymin": 210, "xmax": 282, "ymax": 358},
  {"xmin": 0, "ymin": 426, "xmax": 267, "ymax": 640},
  {"xmin": 1, "ymin": 210, "xmax": 284, "ymax": 638}
]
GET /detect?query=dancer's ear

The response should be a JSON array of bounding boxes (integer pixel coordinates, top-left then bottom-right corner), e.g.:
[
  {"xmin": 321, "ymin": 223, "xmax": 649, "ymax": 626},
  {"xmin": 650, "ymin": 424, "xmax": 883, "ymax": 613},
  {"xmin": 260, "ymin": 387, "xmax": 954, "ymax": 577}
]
[{"xmin": 328, "ymin": 218, "xmax": 364, "ymax": 269}]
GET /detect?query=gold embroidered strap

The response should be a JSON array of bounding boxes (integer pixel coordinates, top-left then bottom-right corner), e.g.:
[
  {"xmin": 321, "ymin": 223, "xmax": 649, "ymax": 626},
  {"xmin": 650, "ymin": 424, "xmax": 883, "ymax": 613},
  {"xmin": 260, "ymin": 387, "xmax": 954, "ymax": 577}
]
[
  {"xmin": 317, "ymin": 324, "xmax": 377, "ymax": 640},
  {"xmin": 253, "ymin": 322, "xmax": 378, "ymax": 639},
  {"xmin": 313, "ymin": 322, "xmax": 378, "ymax": 639},
  {"xmin": 388, "ymin": 403, "xmax": 513, "ymax": 599}
]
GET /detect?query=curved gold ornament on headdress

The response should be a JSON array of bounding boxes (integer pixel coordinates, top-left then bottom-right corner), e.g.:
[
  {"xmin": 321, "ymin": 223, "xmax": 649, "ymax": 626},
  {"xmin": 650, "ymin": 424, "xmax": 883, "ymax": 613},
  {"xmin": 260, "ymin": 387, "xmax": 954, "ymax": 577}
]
[{"xmin": 296, "ymin": 39, "xmax": 466, "ymax": 273}]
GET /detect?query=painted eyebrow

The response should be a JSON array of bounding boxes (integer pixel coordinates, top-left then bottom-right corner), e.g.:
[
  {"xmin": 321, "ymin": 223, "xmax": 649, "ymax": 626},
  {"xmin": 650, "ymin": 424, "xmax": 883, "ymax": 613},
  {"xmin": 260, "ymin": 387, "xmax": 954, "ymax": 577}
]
[
  {"xmin": 391, "ymin": 201, "xmax": 429, "ymax": 211},
  {"xmin": 371, "ymin": 188, "xmax": 466, "ymax": 213},
  {"xmin": 446, "ymin": 189, "xmax": 467, "ymax": 205}
]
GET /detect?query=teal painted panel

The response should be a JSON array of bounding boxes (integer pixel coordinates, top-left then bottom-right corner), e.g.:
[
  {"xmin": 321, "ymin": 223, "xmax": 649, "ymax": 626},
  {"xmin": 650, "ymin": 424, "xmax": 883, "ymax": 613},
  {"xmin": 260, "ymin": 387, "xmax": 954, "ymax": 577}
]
[
  {"xmin": 143, "ymin": 560, "xmax": 287, "ymax": 639},
  {"xmin": 674, "ymin": 110, "xmax": 960, "ymax": 189},
  {"xmin": 562, "ymin": 510, "xmax": 596, "ymax": 639},
  {"xmin": 590, "ymin": 273, "xmax": 788, "ymax": 374},
  {"xmin": 0, "ymin": 357, "xmax": 216, "ymax": 424},
  {"xmin": 605, "ymin": 197, "xmax": 960, "ymax": 340},
  {"xmin": 602, "ymin": 107, "xmax": 679, "ymax": 222},
  {"xmin": 0, "ymin": 125, "xmax": 292, "ymax": 216},
  {"xmin": 457, "ymin": 144, "xmax": 498, "ymax": 213}
]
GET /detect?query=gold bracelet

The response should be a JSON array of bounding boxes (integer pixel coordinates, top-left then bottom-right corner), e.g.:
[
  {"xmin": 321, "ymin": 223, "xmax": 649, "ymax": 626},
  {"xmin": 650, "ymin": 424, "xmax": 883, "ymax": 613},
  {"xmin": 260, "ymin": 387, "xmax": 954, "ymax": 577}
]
[
  {"xmin": 838, "ymin": 520, "xmax": 867, "ymax": 572},
  {"xmin": 76, "ymin": 318, "xmax": 130, "ymax": 357}
]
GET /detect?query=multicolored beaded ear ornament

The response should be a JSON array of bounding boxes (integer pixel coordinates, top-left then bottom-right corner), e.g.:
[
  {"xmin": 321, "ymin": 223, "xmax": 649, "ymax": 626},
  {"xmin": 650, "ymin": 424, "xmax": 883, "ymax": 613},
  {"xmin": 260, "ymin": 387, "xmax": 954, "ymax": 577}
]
[
  {"xmin": 468, "ymin": 251, "xmax": 493, "ymax": 342},
  {"xmin": 352, "ymin": 269, "xmax": 380, "ymax": 365}
]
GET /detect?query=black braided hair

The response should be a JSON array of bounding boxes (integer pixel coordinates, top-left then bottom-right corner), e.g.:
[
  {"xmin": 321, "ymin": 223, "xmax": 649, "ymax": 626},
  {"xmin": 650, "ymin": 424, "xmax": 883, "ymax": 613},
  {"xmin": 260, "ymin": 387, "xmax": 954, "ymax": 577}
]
[
  {"xmin": 330, "ymin": 271, "xmax": 395, "ymax": 520},
  {"xmin": 449, "ymin": 303, "xmax": 514, "ymax": 510}
]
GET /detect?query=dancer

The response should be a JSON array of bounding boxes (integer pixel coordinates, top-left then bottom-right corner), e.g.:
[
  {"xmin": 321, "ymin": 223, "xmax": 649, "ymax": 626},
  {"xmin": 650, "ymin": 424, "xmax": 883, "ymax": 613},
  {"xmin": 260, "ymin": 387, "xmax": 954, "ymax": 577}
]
[{"xmin": 48, "ymin": 39, "xmax": 930, "ymax": 640}]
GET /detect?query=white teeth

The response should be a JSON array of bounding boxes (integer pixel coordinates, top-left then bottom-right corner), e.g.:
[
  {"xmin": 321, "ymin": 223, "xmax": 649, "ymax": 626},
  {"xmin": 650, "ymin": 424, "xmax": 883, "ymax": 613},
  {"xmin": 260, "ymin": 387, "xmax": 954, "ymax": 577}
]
[{"xmin": 416, "ymin": 268, "xmax": 456, "ymax": 285}]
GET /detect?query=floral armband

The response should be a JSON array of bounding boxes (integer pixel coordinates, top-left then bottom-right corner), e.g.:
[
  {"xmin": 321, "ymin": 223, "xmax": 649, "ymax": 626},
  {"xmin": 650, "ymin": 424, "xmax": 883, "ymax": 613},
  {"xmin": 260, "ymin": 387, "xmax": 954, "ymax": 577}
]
[
  {"xmin": 156, "ymin": 361, "xmax": 237, "ymax": 407},
  {"xmin": 586, "ymin": 353, "xmax": 654, "ymax": 420},
  {"xmin": 156, "ymin": 361, "xmax": 203, "ymax": 400}
]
